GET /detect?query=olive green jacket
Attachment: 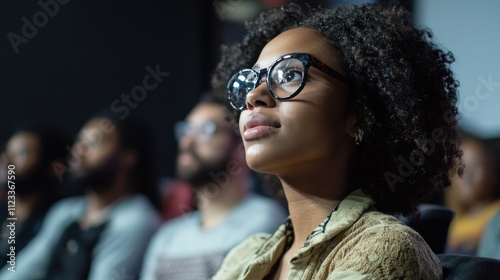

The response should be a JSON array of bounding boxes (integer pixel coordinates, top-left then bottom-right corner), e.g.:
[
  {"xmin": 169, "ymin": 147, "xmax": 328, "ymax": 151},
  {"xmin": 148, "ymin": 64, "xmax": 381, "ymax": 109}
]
[{"xmin": 213, "ymin": 189, "xmax": 441, "ymax": 280}]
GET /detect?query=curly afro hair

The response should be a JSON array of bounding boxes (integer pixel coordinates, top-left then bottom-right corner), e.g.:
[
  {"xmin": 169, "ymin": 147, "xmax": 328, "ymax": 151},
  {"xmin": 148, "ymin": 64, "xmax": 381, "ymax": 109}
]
[{"xmin": 212, "ymin": 3, "xmax": 463, "ymax": 215}]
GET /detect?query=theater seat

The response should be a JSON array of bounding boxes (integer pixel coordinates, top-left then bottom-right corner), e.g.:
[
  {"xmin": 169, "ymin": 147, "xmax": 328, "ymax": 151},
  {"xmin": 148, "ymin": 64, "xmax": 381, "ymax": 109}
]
[
  {"xmin": 438, "ymin": 254, "xmax": 500, "ymax": 280},
  {"xmin": 397, "ymin": 204, "xmax": 455, "ymax": 254}
]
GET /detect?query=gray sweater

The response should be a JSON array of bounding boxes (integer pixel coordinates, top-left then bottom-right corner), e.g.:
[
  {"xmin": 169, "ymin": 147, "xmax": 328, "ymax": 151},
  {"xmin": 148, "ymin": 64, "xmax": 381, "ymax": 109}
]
[{"xmin": 0, "ymin": 194, "xmax": 161, "ymax": 280}]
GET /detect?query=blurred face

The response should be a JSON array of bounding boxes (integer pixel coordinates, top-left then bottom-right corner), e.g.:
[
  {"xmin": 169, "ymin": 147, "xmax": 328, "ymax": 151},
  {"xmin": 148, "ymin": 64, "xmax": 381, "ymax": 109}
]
[
  {"xmin": 455, "ymin": 139, "xmax": 495, "ymax": 206},
  {"xmin": 71, "ymin": 118, "xmax": 121, "ymax": 189},
  {"xmin": 4, "ymin": 132, "xmax": 46, "ymax": 195},
  {"xmin": 176, "ymin": 103, "xmax": 236, "ymax": 186},
  {"xmin": 6, "ymin": 132, "xmax": 41, "ymax": 176},
  {"xmin": 239, "ymin": 27, "xmax": 354, "ymax": 176}
]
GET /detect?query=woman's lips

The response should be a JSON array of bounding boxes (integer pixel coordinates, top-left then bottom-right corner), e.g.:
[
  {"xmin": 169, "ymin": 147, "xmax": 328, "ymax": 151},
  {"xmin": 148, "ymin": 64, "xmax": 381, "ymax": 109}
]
[
  {"xmin": 243, "ymin": 125, "xmax": 278, "ymax": 140},
  {"xmin": 243, "ymin": 113, "xmax": 280, "ymax": 141}
]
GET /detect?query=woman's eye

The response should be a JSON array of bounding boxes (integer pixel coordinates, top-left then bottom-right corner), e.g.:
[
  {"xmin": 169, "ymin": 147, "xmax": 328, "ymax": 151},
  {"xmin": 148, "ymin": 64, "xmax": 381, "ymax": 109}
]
[{"xmin": 279, "ymin": 69, "xmax": 302, "ymax": 84}]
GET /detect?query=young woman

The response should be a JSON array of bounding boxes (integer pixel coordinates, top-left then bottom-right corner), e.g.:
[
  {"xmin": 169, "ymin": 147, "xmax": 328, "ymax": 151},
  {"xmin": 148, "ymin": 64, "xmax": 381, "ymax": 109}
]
[{"xmin": 212, "ymin": 4, "xmax": 462, "ymax": 279}]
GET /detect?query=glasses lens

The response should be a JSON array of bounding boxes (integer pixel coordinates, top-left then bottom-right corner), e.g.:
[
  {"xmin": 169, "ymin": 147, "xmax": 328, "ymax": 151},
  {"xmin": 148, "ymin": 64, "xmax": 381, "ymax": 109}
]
[
  {"xmin": 270, "ymin": 58, "xmax": 305, "ymax": 98},
  {"xmin": 200, "ymin": 121, "xmax": 217, "ymax": 138},
  {"xmin": 174, "ymin": 121, "xmax": 218, "ymax": 143},
  {"xmin": 228, "ymin": 70, "xmax": 258, "ymax": 109}
]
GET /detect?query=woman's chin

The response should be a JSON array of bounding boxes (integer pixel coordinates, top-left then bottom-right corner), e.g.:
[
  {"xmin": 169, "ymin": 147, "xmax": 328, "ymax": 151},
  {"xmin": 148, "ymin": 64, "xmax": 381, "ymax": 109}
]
[{"xmin": 245, "ymin": 155, "xmax": 275, "ymax": 174}]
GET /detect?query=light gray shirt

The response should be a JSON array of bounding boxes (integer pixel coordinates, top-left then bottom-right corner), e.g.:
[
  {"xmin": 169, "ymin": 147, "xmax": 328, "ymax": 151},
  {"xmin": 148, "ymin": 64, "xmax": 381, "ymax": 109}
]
[
  {"xmin": 141, "ymin": 194, "xmax": 287, "ymax": 280},
  {"xmin": 0, "ymin": 194, "xmax": 161, "ymax": 280}
]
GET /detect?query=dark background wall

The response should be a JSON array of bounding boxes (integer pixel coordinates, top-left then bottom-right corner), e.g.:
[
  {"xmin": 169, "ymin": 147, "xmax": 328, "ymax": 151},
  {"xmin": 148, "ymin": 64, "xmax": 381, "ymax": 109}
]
[
  {"xmin": 0, "ymin": 1, "xmax": 223, "ymax": 177},
  {"xmin": 0, "ymin": 0, "xmax": 303, "ymax": 178}
]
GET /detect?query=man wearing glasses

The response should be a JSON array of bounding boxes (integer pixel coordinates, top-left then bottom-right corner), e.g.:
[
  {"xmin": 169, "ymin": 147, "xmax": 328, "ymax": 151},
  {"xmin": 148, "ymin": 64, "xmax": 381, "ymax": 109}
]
[{"xmin": 141, "ymin": 92, "xmax": 287, "ymax": 280}]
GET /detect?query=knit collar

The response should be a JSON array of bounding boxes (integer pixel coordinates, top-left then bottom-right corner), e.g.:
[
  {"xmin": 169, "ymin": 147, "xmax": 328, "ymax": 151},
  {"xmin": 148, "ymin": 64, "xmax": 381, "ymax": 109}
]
[{"xmin": 244, "ymin": 188, "xmax": 374, "ymax": 276}]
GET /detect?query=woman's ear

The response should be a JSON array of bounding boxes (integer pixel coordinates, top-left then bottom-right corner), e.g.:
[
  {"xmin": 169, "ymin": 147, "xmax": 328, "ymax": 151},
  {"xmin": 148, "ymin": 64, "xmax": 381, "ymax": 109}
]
[{"xmin": 346, "ymin": 112, "xmax": 358, "ymax": 139}]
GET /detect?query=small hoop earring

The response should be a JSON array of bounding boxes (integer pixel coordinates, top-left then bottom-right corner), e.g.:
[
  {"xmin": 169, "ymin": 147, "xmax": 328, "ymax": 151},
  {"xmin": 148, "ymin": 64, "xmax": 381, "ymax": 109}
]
[{"xmin": 355, "ymin": 128, "xmax": 364, "ymax": 145}]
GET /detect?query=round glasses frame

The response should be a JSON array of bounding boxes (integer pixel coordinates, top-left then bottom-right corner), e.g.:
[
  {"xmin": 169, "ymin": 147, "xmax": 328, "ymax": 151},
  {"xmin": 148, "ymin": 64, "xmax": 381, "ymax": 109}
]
[
  {"xmin": 174, "ymin": 120, "xmax": 235, "ymax": 144},
  {"xmin": 174, "ymin": 120, "xmax": 217, "ymax": 144},
  {"xmin": 227, "ymin": 53, "xmax": 351, "ymax": 110}
]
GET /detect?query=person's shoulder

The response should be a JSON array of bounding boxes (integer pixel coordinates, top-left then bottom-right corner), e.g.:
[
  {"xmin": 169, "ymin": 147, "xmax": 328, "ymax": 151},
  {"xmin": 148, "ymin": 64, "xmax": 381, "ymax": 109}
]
[
  {"xmin": 213, "ymin": 233, "xmax": 272, "ymax": 280},
  {"xmin": 233, "ymin": 195, "xmax": 287, "ymax": 232},
  {"xmin": 489, "ymin": 209, "xmax": 500, "ymax": 226},
  {"xmin": 230, "ymin": 232, "xmax": 272, "ymax": 253},
  {"xmin": 240, "ymin": 194, "xmax": 287, "ymax": 219},
  {"xmin": 245, "ymin": 194, "xmax": 282, "ymax": 208},
  {"xmin": 109, "ymin": 195, "xmax": 161, "ymax": 231},
  {"xmin": 114, "ymin": 195, "xmax": 158, "ymax": 215},
  {"xmin": 356, "ymin": 210, "xmax": 408, "ymax": 229},
  {"xmin": 155, "ymin": 211, "xmax": 200, "ymax": 235},
  {"xmin": 477, "ymin": 209, "xmax": 500, "ymax": 258},
  {"xmin": 51, "ymin": 195, "xmax": 86, "ymax": 209},
  {"xmin": 353, "ymin": 210, "xmax": 432, "ymax": 253},
  {"xmin": 481, "ymin": 208, "xmax": 500, "ymax": 233},
  {"xmin": 46, "ymin": 196, "xmax": 86, "ymax": 219},
  {"xmin": 26, "ymin": 196, "xmax": 86, "ymax": 235},
  {"xmin": 487, "ymin": 203, "xmax": 500, "ymax": 223},
  {"xmin": 335, "ymin": 210, "xmax": 441, "ymax": 279}
]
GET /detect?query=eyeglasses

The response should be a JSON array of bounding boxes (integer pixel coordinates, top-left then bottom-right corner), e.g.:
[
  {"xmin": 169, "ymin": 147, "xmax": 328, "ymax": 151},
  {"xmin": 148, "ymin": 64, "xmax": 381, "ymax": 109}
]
[
  {"xmin": 227, "ymin": 53, "xmax": 350, "ymax": 110},
  {"xmin": 174, "ymin": 120, "xmax": 226, "ymax": 144}
]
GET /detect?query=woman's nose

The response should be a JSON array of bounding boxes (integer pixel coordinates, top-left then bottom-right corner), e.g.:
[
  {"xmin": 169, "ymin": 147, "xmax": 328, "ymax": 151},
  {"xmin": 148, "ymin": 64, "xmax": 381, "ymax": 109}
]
[{"xmin": 245, "ymin": 83, "xmax": 277, "ymax": 110}]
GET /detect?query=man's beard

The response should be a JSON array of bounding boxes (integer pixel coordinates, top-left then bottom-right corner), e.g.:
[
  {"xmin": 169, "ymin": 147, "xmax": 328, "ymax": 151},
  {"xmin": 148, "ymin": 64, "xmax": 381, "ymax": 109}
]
[
  {"xmin": 176, "ymin": 146, "xmax": 232, "ymax": 188},
  {"xmin": 70, "ymin": 156, "xmax": 119, "ymax": 193}
]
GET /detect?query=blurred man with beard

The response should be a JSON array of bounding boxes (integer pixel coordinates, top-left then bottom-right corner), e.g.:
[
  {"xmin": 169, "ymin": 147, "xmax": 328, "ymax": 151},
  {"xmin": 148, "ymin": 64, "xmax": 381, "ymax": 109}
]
[
  {"xmin": 141, "ymin": 93, "xmax": 286, "ymax": 280},
  {"xmin": 0, "ymin": 126, "xmax": 67, "ymax": 268},
  {"xmin": 0, "ymin": 112, "xmax": 161, "ymax": 280}
]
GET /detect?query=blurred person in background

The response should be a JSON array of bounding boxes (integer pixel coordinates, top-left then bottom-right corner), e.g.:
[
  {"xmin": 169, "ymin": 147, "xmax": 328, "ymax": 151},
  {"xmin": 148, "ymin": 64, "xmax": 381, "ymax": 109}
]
[
  {"xmin": 477, "ymin": 138, "xmax": 500, "ymax": 260},
  {"xmin": 0, "ymin": 111, "xmax": 161, "ymax": 280},
  {"xmin": 477, "ymin": 210, "xmax": 500, "ymax": 259},
  {"xmin": 0, "ymin": 125, "xmax": 67, "ymax": 269},
  {"xmin": 447, "ymin": 134, "xmax": 500, "ymax": 256},
  {"xmin": 141, "ymin": 92, "xmax": 287, "ymax": 280}
]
